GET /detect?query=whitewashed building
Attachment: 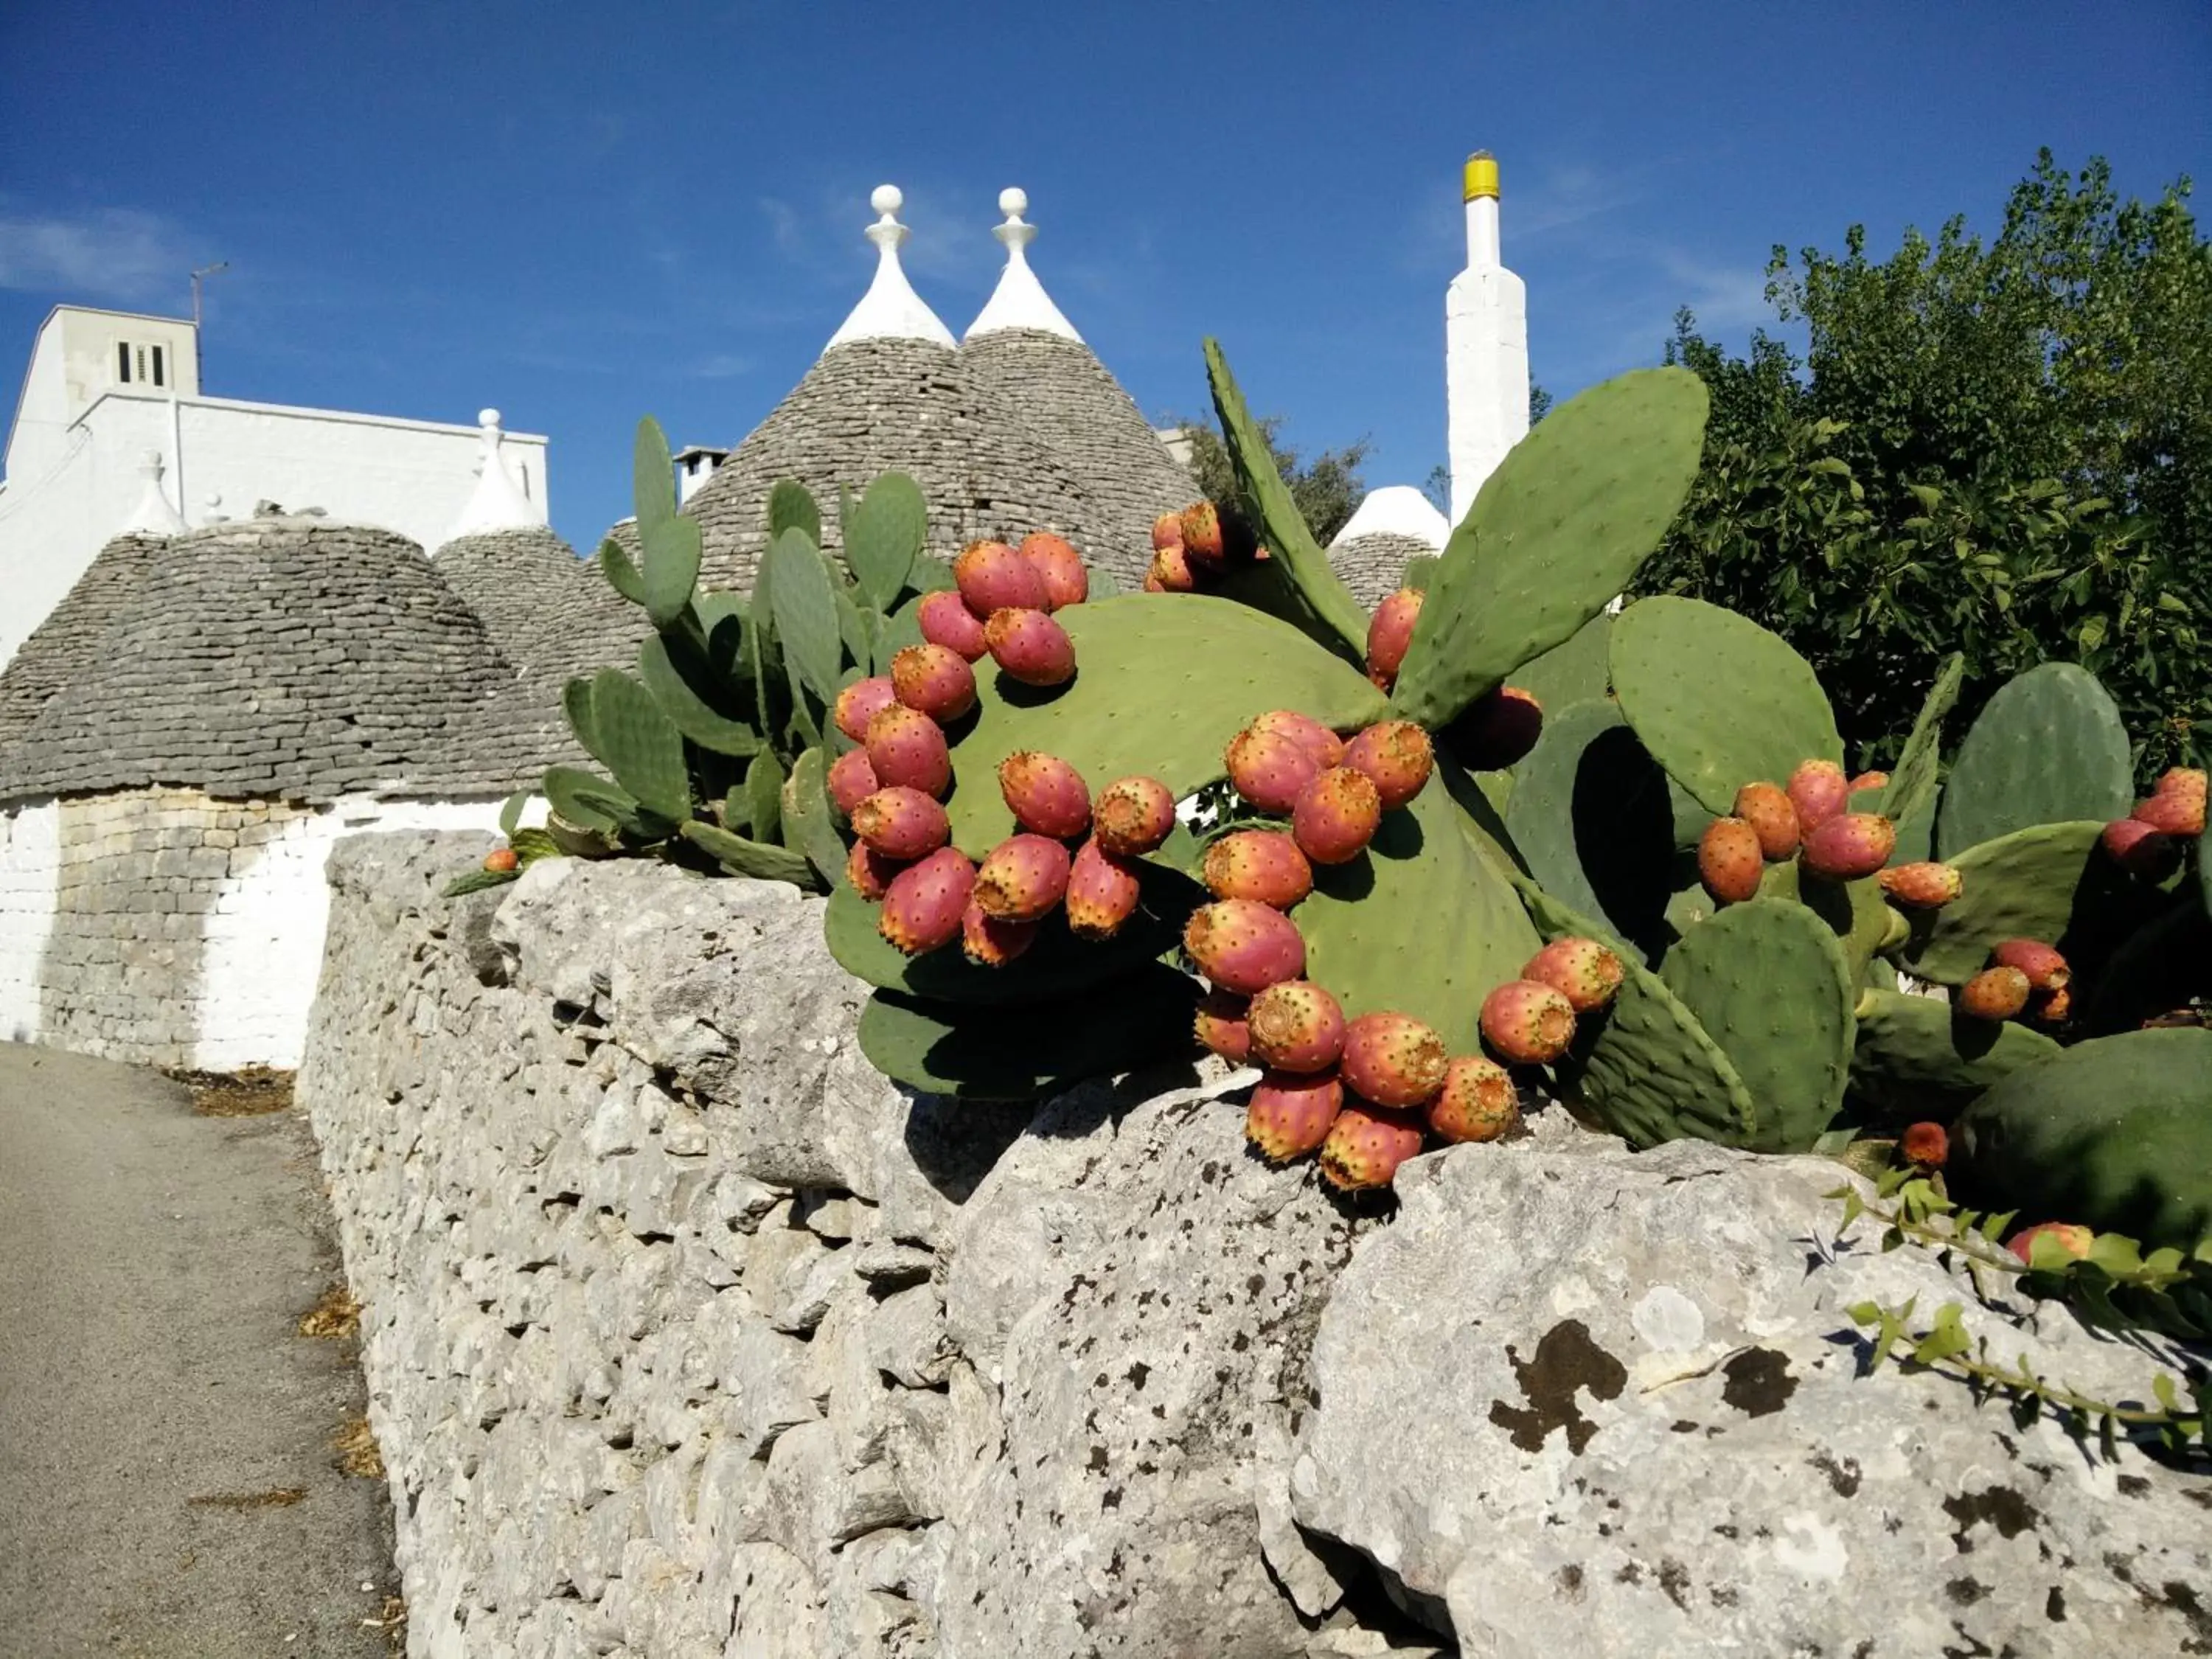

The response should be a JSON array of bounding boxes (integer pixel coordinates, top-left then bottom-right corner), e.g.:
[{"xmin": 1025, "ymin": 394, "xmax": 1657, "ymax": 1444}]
[{"xmin": 0, "ymin": 305, "xmax": 551, "ymax": 666}]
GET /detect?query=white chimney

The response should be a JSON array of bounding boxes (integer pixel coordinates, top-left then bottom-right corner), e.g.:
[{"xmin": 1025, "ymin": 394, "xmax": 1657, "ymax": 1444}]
[{"xmin": 1444, "ymin": 151, "xmax": 1530, "ymax": 526}]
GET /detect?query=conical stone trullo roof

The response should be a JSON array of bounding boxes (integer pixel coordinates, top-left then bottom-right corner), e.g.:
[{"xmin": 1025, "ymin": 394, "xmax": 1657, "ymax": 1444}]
[
  {"xmin": 0, "ymin": 529, "xmax": 173, "ymax": 752},
  {"xmin": 1328, "ymin": 487, "xmax": 1453, "ymax": 610},
  {"xmin": 0, "ymin": 515, "xmax": 541, "ymax": 802},
  {"xmin": 435, "ymin": 525, "xmax": 644, "ymax": 689}
]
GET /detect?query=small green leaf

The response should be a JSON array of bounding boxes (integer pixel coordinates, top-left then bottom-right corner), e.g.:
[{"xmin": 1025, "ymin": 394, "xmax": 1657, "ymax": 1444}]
[{"xmin": 498, "ymin": 789, "xmax": 529, "ymax": 839}]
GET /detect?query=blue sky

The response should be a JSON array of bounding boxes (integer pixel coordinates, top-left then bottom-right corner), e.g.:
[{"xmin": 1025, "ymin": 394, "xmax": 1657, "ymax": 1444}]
[{"xmin": 3, "ymin": 1, "xmax": 2207, "ymax": 550}]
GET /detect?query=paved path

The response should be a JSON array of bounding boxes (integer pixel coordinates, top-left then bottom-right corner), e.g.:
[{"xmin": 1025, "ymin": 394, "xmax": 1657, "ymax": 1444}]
[{"xmin": 0, "ymin": 1043, "xmax": 398, "ymax": 1657}]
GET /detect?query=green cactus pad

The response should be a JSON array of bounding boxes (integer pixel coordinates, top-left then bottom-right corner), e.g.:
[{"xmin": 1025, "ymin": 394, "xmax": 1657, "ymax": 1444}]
[
  {"xmin": 589, "ymin": 669, "xmax": 692, "ymax": 824},
  {"xmin": 1294, "ymin": 776, "xmax": 1543, "ymax": 1054},
  {"xmin": 1874, "ymin": 653, "xmax": 1962, "ymax": 834},
  {"xmin": 1505, "ymin": 613, "xmax": 1613, "ymax": 717},
  {"xmin": 839, "ymin": 473, "xmax": 925, "ymax": 611},
  {"xmin": 1848, "ymin": 989, "xmax": 2061, "ymax": 1120},
  {"xmin": 1935, "ymin": 664, "xmax": 2133, "ymax": 859},
  {"xmin": 637, "ymin": 633, "xmax": 762, "ymax": 758},
  {"xmin": 777, "ymin": 747, "xmax": 844, "ymax": 888},
  {"xmin": 1952, "ymin": 1027, "xmax": 2212, "ymax": 1248},
  {"xmin": 1658, "ymin": 898, "xmax": 1854, "ymax": 1152},
  {"xmin": 1517, "ymin": 876, "xmax": 1759, "ymax": 1150},
  {"xmin": 764, "ymin": 529, "xmax": 845, "ymax": 709},
  {"xmin": 1390, "ymin": 369, "xmax": 1708, "ymax": 731},
  {"xmin": 874, "ymin": 596, "xmax": 927, "ymax": 676},
  {"xmin": 1897, "ymin": 821, "xmax": 2104, "ymax": 984},
  {"xmin": 1610, "ymin": 597, "xmax": 1844, "ymax": 815},
  {"xmin": 1503, "ymin": 699, "xmax": 1676, "ymax": 962},
  {"xmin": 858, "ymin": 964, "xmax": 1200, "ymax": 1100},
  {"xmin": 743, "ymin": 751, "xmax": 784, "ymax": 845},
  {"xmin": 679, "ymin": 821, "xmax": 814, "ymax": 884},
  {"xmin": 767, "ymin": 478, "xmax": 821, "ymax": 543},
  {"xmin": 942, "ymin": 593, "xmax": 1387, "ymax": 857},
  {"xmin": 825, "ymin": 858, "xmax": 1200, "ymax": 1007},
  {"xmin": 1203, "ymin": 341, "xmax": 1370, "ymax": 658},
  {"xmin": 632, "ymin": 418, "xmax": 702, "ymax": 626}
]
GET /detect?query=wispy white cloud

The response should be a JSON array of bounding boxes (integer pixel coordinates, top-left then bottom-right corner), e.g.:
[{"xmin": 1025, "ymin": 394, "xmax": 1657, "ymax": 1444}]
[
  {"xmin": 687, "ymin": 352, "xmax": 752, "ymax": 380},
  {"xmin": 0, "ymin": 207, "xmax": 193, "ymax": 302}
]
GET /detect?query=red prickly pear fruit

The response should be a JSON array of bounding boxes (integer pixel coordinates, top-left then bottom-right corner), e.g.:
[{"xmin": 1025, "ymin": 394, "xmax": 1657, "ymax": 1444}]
[
  {"xmin": 1366, "ymin": 588, "xmax": 1422, "ymax": 687},
  {"xmin": 834, "ymin": 675, "xmax": 900, "ymax": 743},
  {"xmin": 1521, "ymin": 937, "xmax": 1624, "ymax": 1013},
  {"xmin": 953, "ymin": 539, "xmax": 1048, "ymax": 619},
  {"xmin": 1194, "ymin": 990, "xmax": 1252, "ymax": 1064},
  {"xmin": 1146, "ymin": 541, "xmax": 1197, "ymax": 592},
  {"xmin": 1801, "ymin": 812, "xmax": 1897, "ymax": 880},
  {"xmin": 1183, "ymin": 898, "xmax": 1306, "ymax": 995},
  {"xmin": 1339, "ymin": 1012, "xmax": 1449, "ymax": 1107},
  {"xmin": 1318, "ymin": 1102, "xmax": 1426, "ymax": 1192},
  {"xmin": 1203, "ymin": 830, "xmax": 1313, "ymax": 910},
  {"xmin": 1991, "ymin": 939, "xmax": 2069, "ymax": 993},
  {"xmin": 1064, "ymin": 839, "xmax": 1142, "ymax": 939},
  {"xmin": 1017, "ymin": 532, "xmax": 1088, "ymax": 611},
  {"xmin": 845, "ymin": 839, "xmax": 902, "ymax": 901},
  {"xmin": 1292, "ymin": 767, "xmax": 1383, "ymax": 866},
  {"xmin": 973, "ymin": 834, "xmax": 1073, "ymax": 922},
  {"xmin": 1697, "ymin": 817, "xmax": 1765, "ymax": 904},
  {"xmin": 849, "ymin": 787, "xmax": 950, "ymax": 860},
  {"xmin": 1225, "ymin": 726, "xmax": 1322, "ymax": 814},
  {"xmin": 1151, "ymin": 511, "xmax": 1186, "ymax": 552},
  {"xmin": 1245, "ymin": 1069, "xmax": 1344, "ymax": 1162},
  {"xmin": 1093, "ymin": 776, "xmax": 1175, "ymax": 855},
  {"xmin": 1732, "ymin": 782, "xmax": 1801, "ymax": 860},
  {"xmin": 984, "ymin": 607, "xmax": 1077, "ymax": 686},
  {"xmin": 1342, "ymin": 720, "xmax": 1435, "ymax": 811},
  {"xmin": 1248, "ymin": 709, "xmax": 1346, "ymax": 768},
  {"xmin": 1899, "ymin": 1121, "xmax": 1949, "ymax": 1168},
  {"xmin": 1427, "ymin": 1056, "xmax": 1520, "ymax": 1144},
  {"xmin": 1246, "ymin": 980, "xmax": 1347, "ymax": 1074},
  {"xmin": 2132, "ymin": 790, "xmax": 2205, "ymax": 838},
  {"xmin": 2006, "ymin": 1221, "xmax": 2093, "ymax": 1265},
  {"xmin": 2101, "ymin": 816, "xmax": 2180, "ymax": 877},
  {"xmin": 878, "ymin": 846, "xmax": 975, "ymax": 955},
  {"xmin": 484, "ymin": 846, "xmax": 518, "ymax": 873},
  {"xmin": 1849, "ymin": 769, "xmax": 1890, "ymax": 793},
  {"xmin": 1787, "ymin": 759, "xmax": 1850, "ymax": 832},
  {"xmin": 891, "ymin": 642, "xmax": 978, "ymax": 723},
  {"xmin": 1480, "ymin": 979, "xmax": 1578, "ymax": 1065},
  {"xmin": 998, "ymin": 751, "xmax": 1092, "ymax": 840},
  {"xmin": 1958, "ymin": 965, "xmax": 2031, "ymax": 1020},
  {"xmin": 865, "ymin": 703, "xmax": 952, "ymax": 797},
  {"xmin": 2036, "ymin": 984, "xmax": 2073, "ymax": 1026},
  {"xmin": 1450, "ymin": 686, "xmax": 1545, "ymax": 771},
  {"xmin": 917, "ymin": 588, "xmax": 991, "ymax": 661},
  {"xmin": 827, "ymin": 748, "xmax": 881, "ymax": 815},
  {"xmin": 1180, "ymin": 501, "xmax": 1226, "ymax": 569},
  {"xmin": 961, "ymin": 898, "xmax": 1039, "ymax": 967},
  {"xmin": 1879, "ymin": 861, "xmax": 1963, "ymax": 908}
]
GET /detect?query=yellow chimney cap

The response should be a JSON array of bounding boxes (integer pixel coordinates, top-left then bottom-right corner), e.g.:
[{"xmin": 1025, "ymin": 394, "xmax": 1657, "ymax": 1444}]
[{"xmin": 1464, "ymin": 151, "xmax": 1500, "ymax": 202}]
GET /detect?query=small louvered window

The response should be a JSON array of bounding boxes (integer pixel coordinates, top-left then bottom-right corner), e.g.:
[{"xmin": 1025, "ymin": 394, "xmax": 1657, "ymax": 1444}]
[{"xmin": 114, "ymin": 341, "xmax": 167, "ymax": 386}]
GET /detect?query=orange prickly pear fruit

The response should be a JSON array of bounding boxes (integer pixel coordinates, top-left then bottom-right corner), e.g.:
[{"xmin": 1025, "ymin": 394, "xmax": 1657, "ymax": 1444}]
[
  {"xmin": 961, "ymin": 899, "xmax": 1039, "ymax": 967},
  {"xmin": 826, "ymin": 748, "xmax": 880, "ymax": 816},
  {"xmin": 1787, "ymin": 759, "xmax": 1850, "ymax": 832},
  {"xmin": 1246, "ymin": 980, "xmax": 1348, "ymax": 1074},
  {"xmin": 834, "ymin": 675, "xmax": 900, "ymax": 743},
  {"xmin": 1991, "ymin": 939, "xmax": 2068, "ymax": 993},
  {"xmin": 890, "ymin": 642, "xmax": 978, "ymax": 723},
  {"xmin": 1092, "ymin": 776, "xmax": 1175, "ymax": 855},
  {"xmin": 1225, "ymin": 726, "xmax": 1322, "ymax": 815},
  {"xmin": 1697, "ymin": 817, "xmax": 1764, "ymax": 903},
  {"xmin": 2101, "ymin": 816, "xmax": 2180, "ymax": 877},
  {"xmin": 1958, "ymin": 965, "xmax": 2031, "ymax": 1021},
  {"xmin": 1801, "ymin": 813, "xmax": 1897, "ymax": 880},
  {"xmin": 1147, "ymin": 542, "xmax": 1197, "ymax": 592},
  {"xmin": 1183, "ymin": 899, "xmax": 1306, "ymax": 995},
  {"xmin": 973, "ymin": 834, "xmax": 1073, "ymax": 923},
  {"xmin": 1179, "ymin": 501, "xmax": 1226, "ymax": 569},
  {"xmin": 1338, "ymin": 1012, "xmax": 1448, "ymax": 1108},
  {"xmin": 484, "ymin": 846, "xmax": 518, "ymax": 873},
  {"xmin": 1480, "ymin": 980, "xmax": 1577, "ymax": 1065},
  {"xmin": 1194, "ymin": 989, "xmax": 1253, "ymax": 1064},
  {"xmin": 1899, "ymin": 1121, "xmax": 1948, "ymax": 1168},
  {"xmin": 998, "ymin": 751, "xmax": 1092, "ymax": 841},
  {"xmin": 1341, "ymin": 721, "xmax": 1434, "ymax": 811},
  {"xmin": 1063, "ymin": 839, "xmax": 1142, "ymax": 940},
  {"xmin": 1849, "ymin": 769, "xmax": 1890, "ymax": 793},
  {"xmin": 1246, "ymin": 1069, "xmax": 1344, "ymax": 1162},
  {"xmin": 1248, "ymin": 709, "xmax": 1346, "ymax": 769},
  {"xmin": 1365, "ymin": 589, "xmax": 1422, "ymax": 687},
  {"xmin": 1521, "ymin": 937, "xmax": 1624, "ymax": 1013},
  {"xmin": 2132, "ymin": 788, "xmax": 2205, "ymax": 838},
  {"xmin": 984, "ymin": 608, "xmax": 1077, "ymax": 686},
  {"xmin": 1017, "ymin": 532, "xmax": 1088, "ymax": 611},
  {"xmin": 2006, "ymin": 1221, "xmax": 2093, "ymax": 1265},
  {"xmin": 849, "ymin": 787, "xmax": 950, "ymax": 860},
  {"xmin": 1732, "ymin": 782, "xmax": 1801, "ymax": 861},
  {"xmin": 1150, "ymin": 511, "xmax": 1186, "ymax": 552},
  {"xmin": 878, "ymin": 846, "xmax": 975, "ymax": 955},
  {"xmin": 865, "ymin": 703, "xmax": 952, "ymax": 797},
  {"xmin": 1879, "ymin": 862, "xmax": 1962, "ymax": 908},
  {"xmin": 845, "ymin": 839, "xmax": 902, "ymax": 901},
  {"xmin": 1291, "ymin": 767, "xmax": 1382, "ymax": 865},
  {"xmin": 1427, "ymin": 1057, "xmax": 1520, "ymax": 1144},
  {"xmin": 953, "ymin": 539, "xmax": 1048, "ymax": 618},
  {"xmin": 1203, "ymin": 830, "xmax": 1313, "ymax": 910},
  {"xmin": 917, "ymin": 588, "xmax": 990, "ymax": 661},
  {"xmin": 1318, "ymin": 1102, "xmax": 1426, "ymax": 1191}
]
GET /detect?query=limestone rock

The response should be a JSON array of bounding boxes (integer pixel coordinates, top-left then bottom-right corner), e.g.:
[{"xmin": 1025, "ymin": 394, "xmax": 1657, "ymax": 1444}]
[
  {"xmin": 1290, "ymin": 1133, "xmax": 2212, "ymax": 1655},
  {"xmin": 936, "ymin": 1076, "xmax": 1368, "ymax": 1658}
]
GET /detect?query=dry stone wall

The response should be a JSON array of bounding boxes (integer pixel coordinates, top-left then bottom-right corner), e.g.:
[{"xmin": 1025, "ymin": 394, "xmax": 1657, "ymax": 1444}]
[{"xmin": 302, "ymin": 837, "xmax": 2211, "ymax": 1659}]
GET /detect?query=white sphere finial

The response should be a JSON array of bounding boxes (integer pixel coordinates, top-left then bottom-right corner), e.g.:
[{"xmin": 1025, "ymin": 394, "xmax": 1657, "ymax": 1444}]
[
  {"xmin": 479, "ymin": 407, "xmax": 501, "ymax": 429},
  {"xmin": 871, "ymin": 184, "xmax": 902, "ymax": 217},
  {"xmin": 999, "ymin": 187, "xmax": 1028, "ymax": 218}
]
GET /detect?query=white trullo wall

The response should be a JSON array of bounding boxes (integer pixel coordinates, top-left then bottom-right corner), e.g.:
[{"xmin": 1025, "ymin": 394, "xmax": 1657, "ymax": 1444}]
[
  {"xmin": 196, "ymin": 796, "xmax": 507, "ymax": 1071},
  {"xmin": 0, "ymin": 801, "xmax": 62, "ymax": 1044}
]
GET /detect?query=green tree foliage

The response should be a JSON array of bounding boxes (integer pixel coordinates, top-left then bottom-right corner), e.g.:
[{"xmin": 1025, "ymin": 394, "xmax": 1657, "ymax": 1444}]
[
  {"xmin": 1639, "ymin": 153, "xmax": 2211, "ymax": 785},
  {"xmin": 1178, "ymin": 413, "xmax": 1371, "ymax": 546}
]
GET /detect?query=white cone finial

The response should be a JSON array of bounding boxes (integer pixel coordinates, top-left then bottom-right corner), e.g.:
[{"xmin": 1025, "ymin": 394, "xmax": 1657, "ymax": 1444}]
[
  {"xmin": 119, "ymin": 448, "xmax": 187, "ymax": 534},
  {"xmin": 825, "ymin": 184, "xmax": 956, "ymax": 351},
  {"xmin": 964, "ymin": 186, "xmax": 1082, "ymax": 343},
  {"xmin": 444, "ymin": 408, "xmax": 547, "ymax": 539}
]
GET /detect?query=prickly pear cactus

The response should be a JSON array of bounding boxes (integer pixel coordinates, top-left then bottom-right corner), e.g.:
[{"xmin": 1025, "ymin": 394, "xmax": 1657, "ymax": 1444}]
[{"xmin": 1936, "ymin": 663, "xmax": 2135, "ymax": 858}]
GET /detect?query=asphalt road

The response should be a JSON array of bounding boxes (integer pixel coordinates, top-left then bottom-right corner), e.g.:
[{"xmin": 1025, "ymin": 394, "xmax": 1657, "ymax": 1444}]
[{"xmin": 0, "ymin": 1043, "xmax": 399, "ymax": 1657}]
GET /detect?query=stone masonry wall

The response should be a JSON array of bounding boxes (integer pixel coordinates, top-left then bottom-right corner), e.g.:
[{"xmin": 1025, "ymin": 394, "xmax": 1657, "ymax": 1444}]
[{"xmin": 302, "ymin": 835, "xmax": 2211, "ymax": 1659}]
